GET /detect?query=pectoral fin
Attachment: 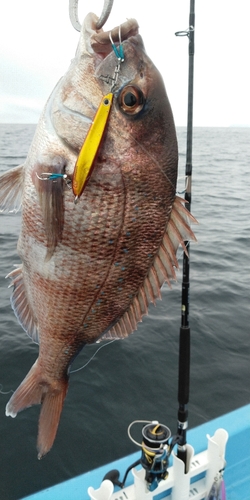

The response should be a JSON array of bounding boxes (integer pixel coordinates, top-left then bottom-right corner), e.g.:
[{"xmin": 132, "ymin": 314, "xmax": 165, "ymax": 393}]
[{"xmin": 0, "ymin": 164, "xmax": 24, "ymax": 212}]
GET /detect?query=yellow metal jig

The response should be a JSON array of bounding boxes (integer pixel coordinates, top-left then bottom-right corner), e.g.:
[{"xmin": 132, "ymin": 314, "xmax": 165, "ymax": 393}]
[
  {"xmin": 73, "ymin": 26, "xmax": 124, "ymax": 201},
  {"xmin": 72, "ymin": 92, "xmax": 113, "ymax": 200}
]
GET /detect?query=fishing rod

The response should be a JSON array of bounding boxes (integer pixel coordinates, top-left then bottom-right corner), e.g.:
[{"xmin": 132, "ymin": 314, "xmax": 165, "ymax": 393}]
[
  {"xmin": 104, "ymin": 0, "xmax": 196, "ymax": 491},
  {"xmin": 175, "ymin": 0, "xmax": 195, "ymax": 471}
]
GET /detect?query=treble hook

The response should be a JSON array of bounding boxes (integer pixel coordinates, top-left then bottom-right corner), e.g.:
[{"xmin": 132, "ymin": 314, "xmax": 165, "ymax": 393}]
[{"xmin": 69, "ymin": 0, "xmax": 114, "ymax": 32}]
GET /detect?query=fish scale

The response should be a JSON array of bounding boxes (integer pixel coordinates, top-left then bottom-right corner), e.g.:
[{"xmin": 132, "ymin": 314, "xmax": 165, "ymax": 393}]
[
  {"xmin": 30, "ymin": 184, "xmax": 125, "ymax": 338},
  {"xmin": 79, "ymin": 179, "xmax": 172, "ymax": 340},
  {"xmin": 0, "ymin": 12, "xmax": 197, "ymax": 458}
]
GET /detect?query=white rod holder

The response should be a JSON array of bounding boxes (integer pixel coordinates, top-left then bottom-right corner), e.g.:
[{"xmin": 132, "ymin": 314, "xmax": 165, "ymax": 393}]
[{"xmin": 88, "ymin": 428, "xmax": 228, "ymax": 500}]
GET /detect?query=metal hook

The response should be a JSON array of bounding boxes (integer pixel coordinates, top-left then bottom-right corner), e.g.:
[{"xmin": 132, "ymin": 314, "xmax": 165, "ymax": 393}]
[
  {"xmin": 99, "ymin": 24, "xmax": 124, "ymax": 91},
  {"xmin": 36, "ymin": 172, "xmax": 68, "ymax": 181},
  {"xmin": 69, "ymin": 0, "xmax": 114, "ymax": 32},
  {"xmin": 109, "ymin": 28, "xmax": 124, "ymax": 61}
]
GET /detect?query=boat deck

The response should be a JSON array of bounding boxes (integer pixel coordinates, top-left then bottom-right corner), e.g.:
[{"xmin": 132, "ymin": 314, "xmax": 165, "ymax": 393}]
[{"xmin": 22, "ymin": 404, "xmax": 250, "ymax": 500}]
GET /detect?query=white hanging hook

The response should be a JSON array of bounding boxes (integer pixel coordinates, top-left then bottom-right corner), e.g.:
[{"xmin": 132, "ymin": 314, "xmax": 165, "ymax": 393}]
[{"xmin": 69, "ymin": 0, "xmax": 114, "ymax": 32}]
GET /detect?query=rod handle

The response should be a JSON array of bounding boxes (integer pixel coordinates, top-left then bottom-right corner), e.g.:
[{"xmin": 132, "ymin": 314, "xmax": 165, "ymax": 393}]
[{"xmin": 178, "ymin": 326, "xmax": 190, "ymax": 406}]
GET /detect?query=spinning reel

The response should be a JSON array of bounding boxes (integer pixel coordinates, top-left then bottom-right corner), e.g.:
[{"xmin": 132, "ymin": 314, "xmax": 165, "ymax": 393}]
[{"xmin": 103, "ymin": 419, "xmax": 184, "ymax": 492}]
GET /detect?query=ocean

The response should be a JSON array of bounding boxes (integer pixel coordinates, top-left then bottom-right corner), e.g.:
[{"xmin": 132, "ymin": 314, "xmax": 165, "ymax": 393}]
[{"xmin": 0, "ymin": 124, "xmax": 249, "ymax": 500}]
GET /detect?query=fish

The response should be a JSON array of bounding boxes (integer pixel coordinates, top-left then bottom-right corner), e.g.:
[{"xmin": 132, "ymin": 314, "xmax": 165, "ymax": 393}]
[{"xmin": 0, "ymin": 12, "xmax": 197, "ymax": 459}]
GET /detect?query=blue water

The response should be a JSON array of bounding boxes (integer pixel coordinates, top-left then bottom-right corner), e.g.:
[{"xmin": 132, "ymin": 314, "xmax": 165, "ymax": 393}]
[{"xmin": 0, "ymin": 124, "xmax": 249, "ymax": 500}]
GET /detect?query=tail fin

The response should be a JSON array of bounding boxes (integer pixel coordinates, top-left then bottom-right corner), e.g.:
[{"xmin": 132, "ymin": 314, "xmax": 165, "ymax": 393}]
[{"xmin": 5, "ymin": 360, "xmax": 68, "ymax": 459}]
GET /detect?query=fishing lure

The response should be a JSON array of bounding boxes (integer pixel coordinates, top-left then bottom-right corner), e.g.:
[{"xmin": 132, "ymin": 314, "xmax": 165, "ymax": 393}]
[
  {"xmin": 72, "ymin": 28, "xmax": 124, "ymax": 202},
  {"xmin": 72, "ymin": 93, "xmax": 113, "ymax": 200},
  {"xmin": 206, "ymin": 471, "xmax": 226, "ymax": 500}
]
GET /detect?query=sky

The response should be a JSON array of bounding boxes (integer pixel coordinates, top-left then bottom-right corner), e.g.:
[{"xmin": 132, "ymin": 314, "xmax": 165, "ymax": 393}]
[{"xmin": 0, "ymin": 0, "xmax": 249, "ymax": 127}]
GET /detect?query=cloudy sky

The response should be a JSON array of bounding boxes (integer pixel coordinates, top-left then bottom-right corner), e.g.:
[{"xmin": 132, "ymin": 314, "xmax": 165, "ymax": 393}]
[{"xmin": 0, "ymin": 0, "xmax": 249, "ymax": 126}]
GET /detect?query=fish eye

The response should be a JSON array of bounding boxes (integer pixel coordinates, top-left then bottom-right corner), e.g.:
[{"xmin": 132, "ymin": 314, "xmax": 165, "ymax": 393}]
[{"xmin": 118, "ymin": 85, "xmax": 144, "ymax": 115}]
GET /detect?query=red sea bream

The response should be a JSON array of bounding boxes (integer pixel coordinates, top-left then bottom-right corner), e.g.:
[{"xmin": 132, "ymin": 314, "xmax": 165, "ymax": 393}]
[{"xmin": 0, "ymin": 13, "xmax": 196, "ymax": 458}]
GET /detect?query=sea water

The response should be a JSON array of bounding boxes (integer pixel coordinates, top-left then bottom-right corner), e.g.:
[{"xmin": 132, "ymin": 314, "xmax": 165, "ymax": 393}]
[{"xmin": 0, "ymin": 124, "xmax": 249, "ymax": 500}]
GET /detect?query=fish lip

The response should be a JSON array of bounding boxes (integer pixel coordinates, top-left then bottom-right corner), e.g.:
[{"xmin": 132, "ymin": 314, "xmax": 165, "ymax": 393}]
[{"xmin": 82, "ymin": 12, "xmax": 140, "ymax": 58}]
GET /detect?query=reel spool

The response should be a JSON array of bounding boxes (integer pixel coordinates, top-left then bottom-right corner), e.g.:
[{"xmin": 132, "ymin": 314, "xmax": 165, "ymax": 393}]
[{"xmin": 141, "ymin": 422, "xmax": 171, "ymax": 491}]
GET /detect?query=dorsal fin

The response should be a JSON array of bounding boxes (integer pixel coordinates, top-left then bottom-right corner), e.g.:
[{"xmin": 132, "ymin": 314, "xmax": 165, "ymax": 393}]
[
  {"xmin": 6, "ymin": 266, "xmax": 39, "ymax": 344},
  {"xmin": 0, "ymin": 164, "xmax": 24, "ymax": 213},
  {"xmin": 100, "ymin": 197, "xmax": 197, "ymax": 341}
]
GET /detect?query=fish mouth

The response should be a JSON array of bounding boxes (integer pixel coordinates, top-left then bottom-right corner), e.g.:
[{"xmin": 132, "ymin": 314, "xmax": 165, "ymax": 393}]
[{"xmin": 85, "ymin": 12, "xmax": 140, "ymax": 58}]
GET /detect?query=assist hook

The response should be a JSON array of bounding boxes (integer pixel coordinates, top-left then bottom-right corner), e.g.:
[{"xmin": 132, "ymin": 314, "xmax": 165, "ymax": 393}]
[{"xmin": 69, "ymin": 0, "xmax": 114, "ymax": 31}]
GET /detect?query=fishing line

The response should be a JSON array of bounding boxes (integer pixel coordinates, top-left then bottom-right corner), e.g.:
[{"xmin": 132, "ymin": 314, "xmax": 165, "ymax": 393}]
[
  {"xmin": 1, "ymin": 339, "xmax": 116, "ymax": 387},
  {"xmin": 0, "ymin": 384, "xmax": 14, "ymax": 395},
  {"xmin": 127, "ymin": 420, "xmax": 152, "ymax": 447},
  {"xmin": 70, "ymin": 339, "xmax": 116, "ymax": 373}
]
